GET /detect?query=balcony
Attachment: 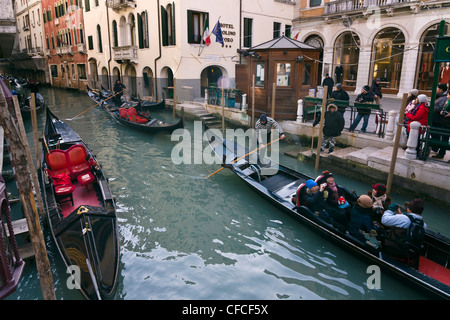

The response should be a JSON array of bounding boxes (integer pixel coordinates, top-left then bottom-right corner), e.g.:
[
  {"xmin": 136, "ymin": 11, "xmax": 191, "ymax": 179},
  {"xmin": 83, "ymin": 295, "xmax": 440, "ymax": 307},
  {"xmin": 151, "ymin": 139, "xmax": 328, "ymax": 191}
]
[
  {"xmin": 107, "ymin": 0, "xmax": 136, "ymax": 12},
  {"xmin": 113, "ymin": 45, "xmax": 138, "ymax": 63},
  {"xmin": 56, "ymin": 46, "xmax": 73, "ymax": 56},
  {"xmin": 324, "ymin": 0, "xmax": 422, "ymax": 16},
  {"xmin": 77, "ymin": 43, "xmax": 86, "ymax": 53}
]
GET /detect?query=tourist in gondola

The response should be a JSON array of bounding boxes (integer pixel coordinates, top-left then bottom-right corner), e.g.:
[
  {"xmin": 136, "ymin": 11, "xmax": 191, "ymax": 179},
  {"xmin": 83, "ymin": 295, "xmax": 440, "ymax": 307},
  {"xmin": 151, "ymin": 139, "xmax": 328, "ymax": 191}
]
[
  {"xmin": 348, "ymin": 195, "xmax": 376, "ymax": 243},
  {"xmin": 304, "ymin": 179, "xmax": 348, "ymax": 232},
  {"xmin": 367, "ymin": 183, "xmax": 391, "ymax": 223}
]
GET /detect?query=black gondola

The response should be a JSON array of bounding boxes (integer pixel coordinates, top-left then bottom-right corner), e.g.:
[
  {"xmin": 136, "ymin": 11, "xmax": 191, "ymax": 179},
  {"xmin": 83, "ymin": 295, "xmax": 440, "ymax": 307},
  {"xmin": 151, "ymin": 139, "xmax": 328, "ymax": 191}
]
[
  {"xmin": 204, "ymin": 124, "xmax": 450, "ymax": 300},
  {"xmin": 40, "ymin": 108, "xmax": 120, "ymax": 300},
  {"xmin": 19, "ymin": 93, "xmax": 46, "ymax": 118},
  {"xmin": 99, "ymin": 85, "xmax": 166, "ymax": 111},
  {"xmin": 86, "ymin": 86, "xmax": 182, "ymax": 134}
]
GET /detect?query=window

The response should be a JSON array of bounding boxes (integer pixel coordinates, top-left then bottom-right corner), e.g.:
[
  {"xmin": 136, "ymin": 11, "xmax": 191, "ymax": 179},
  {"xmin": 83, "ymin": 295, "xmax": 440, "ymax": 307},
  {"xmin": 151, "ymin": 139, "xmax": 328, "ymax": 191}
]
[
  {"xmin": 137, "ymin": 11, "xmax": 149, "ymax": 49},
  {"xmin": 244, "ymin": 18, "xmax": 252, "ymax": 48},
  {"xmin": 85, "ymin": 0, "xmax": 90, "ymax": 12},
  {"xmin": 43, "ymin": 10, "xmax": 47, "ymax": 23},
  {"xmin": 97, "ymin": 25, "xmax": 103, "ymax": 53},
  {"xmin": 77, "ymin": 64, "xmax": 87, "ymax": 79},
  {"xmin": 302, "ymin": 63, "xmax": 312, "ymax": 85},
  {"xmin": 50, "ymin": 65, "xmax": 58, "ymax": 78},
  {"xmin": 88, "ymin": 35, "xmax": 93, "ymax": 50},
  {"xmin": 276, "ymin": 62, "xmax": 291, "ymax": 87},
  {"xmin": 285, "ymin": 25, "xmax": 291, "ymax": 38},
  {"xmin": 310, "ymin": 0, "xmax": 321, "ymax": 7},
  {"xmin": 273, "ymin": 22, "xmax": 281, "ymax": 39},
  {"xmin": 73, "ymin": 27, "xmax": 78, "ymax": 45},
  {"xmin": 112, "ymin": 20, "xmax": 118, "ymax": 47},
  {"xmin": 47, "ymin": 6, "xmax": 52, "ymax": 21},
  {"xmin": 161, "ymin": 3, "xmax": 176, "ymax": 46},
  {"xmin": 187, "ymin": 10, "xmax": 207, "ymax": 44},
  {"xmin": 255, "ymin": 62, "xmax": 265, "ymax": 87}
]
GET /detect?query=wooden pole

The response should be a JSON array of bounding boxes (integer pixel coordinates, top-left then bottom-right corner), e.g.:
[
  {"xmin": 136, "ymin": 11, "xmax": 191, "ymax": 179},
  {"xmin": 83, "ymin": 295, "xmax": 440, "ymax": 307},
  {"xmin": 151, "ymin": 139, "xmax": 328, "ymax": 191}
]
[
  {"xmin": 251, "ymin": 74, "xmax": 255, "ymax": 128},
  {"xmin": 386, "ymin": 92, "xmax": 408, "ymax": 195},
  {"xmin": 1, "ymin": 91, "xmax": 56, "ymax": 300},
  {"xmin": 271, "ymin": 83, "xmax": 276, "ymax": 119},
  {"xmin": 173, "ymin": 78, "xmax": 176, "ymax": 118},
  {"xmin": 221, "ymin": 85, "xmax": 225, "ymax": 133},
  {"xmin": 314, "ymin": 86, "xmax": 328, "ymax": 171},
  {"xmin": 30, "ymin": 93, "xmax": 40, "ymax": 170}
]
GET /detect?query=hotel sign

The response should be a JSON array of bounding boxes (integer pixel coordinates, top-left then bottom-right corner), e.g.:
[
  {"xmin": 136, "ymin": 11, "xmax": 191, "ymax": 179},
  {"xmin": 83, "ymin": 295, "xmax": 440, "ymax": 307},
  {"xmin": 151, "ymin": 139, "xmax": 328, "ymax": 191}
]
[{"xmin": 435, "ymin": 36, "xmax": 450, "ymax": 62}]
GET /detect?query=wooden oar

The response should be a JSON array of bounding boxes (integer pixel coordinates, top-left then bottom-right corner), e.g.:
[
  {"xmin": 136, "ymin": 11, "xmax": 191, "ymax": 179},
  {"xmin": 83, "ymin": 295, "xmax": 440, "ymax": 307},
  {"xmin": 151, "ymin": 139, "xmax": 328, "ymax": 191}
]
[
  {"xmin": 68, "ymin": 89, "xmax": 125, "ymax": 120},
  {"xmin": 207, "ymin": 137, "xmax": 282, "ymax": 178}
]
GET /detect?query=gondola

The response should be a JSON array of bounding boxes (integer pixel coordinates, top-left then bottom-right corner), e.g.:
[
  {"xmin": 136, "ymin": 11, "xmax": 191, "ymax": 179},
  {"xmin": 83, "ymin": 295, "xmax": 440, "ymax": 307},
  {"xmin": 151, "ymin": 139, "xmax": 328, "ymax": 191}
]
[
  {"xmin": 100, "ymin": 85, "xmax": 166, "ymax": 111},
  {"xmin": 86, "ymin": 86, "xmax": 183, "ymax": 134},
  {"xmin": 204, "ymin": 124, "xmax": 450, "ymax": 300},
  {"xmin": 40, "ymin": 107, "xmax": 120, "ymax": 300},
  {"xmin": 19, "ymin": 92, "xmax": 46, "ymax": 118}
]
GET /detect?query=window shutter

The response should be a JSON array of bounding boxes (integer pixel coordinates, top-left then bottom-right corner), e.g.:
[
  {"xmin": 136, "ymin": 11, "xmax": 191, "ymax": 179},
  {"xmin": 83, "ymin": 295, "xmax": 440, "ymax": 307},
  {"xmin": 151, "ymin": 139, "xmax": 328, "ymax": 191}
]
[
  {"xmin": 187, "ymin": 10, "xmax": 193, "ymax": 44},
  {"xmin": 137, "ymin": 13, "xmax": 143, "ymax": 49},
  {"xmin": 171, "ymin": 2, "xmax": 176, "ymax": 45},
  {"xmin": 161, "ymin": 6, "xmax": 168, "ymax": 46}
]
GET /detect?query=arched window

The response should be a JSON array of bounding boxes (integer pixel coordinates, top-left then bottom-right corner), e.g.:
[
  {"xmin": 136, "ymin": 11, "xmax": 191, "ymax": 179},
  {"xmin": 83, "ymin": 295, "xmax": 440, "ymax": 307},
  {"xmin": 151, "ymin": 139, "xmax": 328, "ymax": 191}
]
[
  {"xmin": 371, "ymin": 27, "xmax": 405, "ymax": 91},
  {"xmin": 79, "ymin": 23, "xmax": 84, "ymax": 44},
  {"xmin": 97, "ymin": 25, "xmax": 103, "ymax": 53},
  {"xmin": 73, "ymin": 26, "xmax": 78, "ymax": 45},
  {"xmin": 128, "ymin": 14, "xmax": 136, "ymax": 46},
  {"xmin": 137, "ymin": 11, "xmax": 149, "ymax": 49},
  {"xmin": 333, "ymin": 31, "xmax": 360, "ymax": 87},
  {"xmin": 112, "ymin": 20, "xmax": 118, "ymax": 47},
  {"xmin": 161, "ymin": 2, "xmax": 176, "ymax": 46}
]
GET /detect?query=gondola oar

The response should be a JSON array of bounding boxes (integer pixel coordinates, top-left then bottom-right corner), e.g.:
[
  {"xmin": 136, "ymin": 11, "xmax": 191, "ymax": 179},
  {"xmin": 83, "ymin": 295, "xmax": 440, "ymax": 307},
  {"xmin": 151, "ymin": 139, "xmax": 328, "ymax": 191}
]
[
  {"xmin": 207, "ymin": 137, "xmax": 282, "ymax": 178},
  {"xmin": 68, "ymin": 89, "xmax": 125, "ymax": 120}
]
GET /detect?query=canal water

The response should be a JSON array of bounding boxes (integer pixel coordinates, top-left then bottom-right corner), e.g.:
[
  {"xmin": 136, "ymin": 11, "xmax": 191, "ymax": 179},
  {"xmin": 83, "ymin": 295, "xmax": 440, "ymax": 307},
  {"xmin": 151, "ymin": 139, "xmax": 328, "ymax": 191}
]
[{"xmin": 5, "ymin": 86, "xmax": 450, "ymax": 300}]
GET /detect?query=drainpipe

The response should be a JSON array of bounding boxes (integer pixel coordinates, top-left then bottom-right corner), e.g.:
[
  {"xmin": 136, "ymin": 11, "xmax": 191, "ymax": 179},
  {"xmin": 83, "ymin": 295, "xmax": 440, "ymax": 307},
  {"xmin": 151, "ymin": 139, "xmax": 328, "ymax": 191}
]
[
  {"xmin": 154, "ymin": 0, "xmax": 162, "ymax": 100},
  {"xmin": 106, "ymin": 1, "xmax": 112, "ymax": 90},
  {"xmin": 239, "ymin": 0, "xmax": 242, "ymax": 64}
]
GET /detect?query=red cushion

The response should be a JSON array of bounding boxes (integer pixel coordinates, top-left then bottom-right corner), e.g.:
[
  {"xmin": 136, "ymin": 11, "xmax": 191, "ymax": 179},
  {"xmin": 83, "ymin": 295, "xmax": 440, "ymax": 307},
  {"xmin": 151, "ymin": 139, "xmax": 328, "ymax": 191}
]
[
  {"xmin": 55, "ymin": 184, "xmax": 75, "ymax": 196},
  {"xmin": 46, "ymin": 150, "xmax": 68, "ymax": 171},
  {"xmin": 119, "ymin": 108, "xmax": 128, "ymax": 118},
  {"xmin": 67, "ymin": 145, "xmax": 90, "ymax": 178},
  {"xmin": 77, "ymin": 172, "xmax": 95, "ymax": 186}
]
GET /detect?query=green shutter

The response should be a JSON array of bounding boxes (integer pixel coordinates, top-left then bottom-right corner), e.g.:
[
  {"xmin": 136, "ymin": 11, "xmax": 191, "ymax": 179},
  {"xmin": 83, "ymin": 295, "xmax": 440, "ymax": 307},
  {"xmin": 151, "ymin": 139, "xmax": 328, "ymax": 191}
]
[
  {"xmin": 171, "ymin": 2, "xmax": 176, "ymax": 45},
  {"xmin": 161, "ymin": 6, "xmax": 168, "ymax": 46},
  {"xmin": 187, "ymin": 10, "xmax": 193, "ymax": 44},
  {"xmin": 138, "ymin": 13, "xmax": 143, "ymax": 49}
]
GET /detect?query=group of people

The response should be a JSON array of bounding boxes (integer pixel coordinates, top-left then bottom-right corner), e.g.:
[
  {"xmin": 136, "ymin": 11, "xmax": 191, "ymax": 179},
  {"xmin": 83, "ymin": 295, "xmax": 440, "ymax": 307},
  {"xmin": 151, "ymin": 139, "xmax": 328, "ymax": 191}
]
[{"xmin": 298, "ymin": 170, "xmax": 426, "ymax": 266}]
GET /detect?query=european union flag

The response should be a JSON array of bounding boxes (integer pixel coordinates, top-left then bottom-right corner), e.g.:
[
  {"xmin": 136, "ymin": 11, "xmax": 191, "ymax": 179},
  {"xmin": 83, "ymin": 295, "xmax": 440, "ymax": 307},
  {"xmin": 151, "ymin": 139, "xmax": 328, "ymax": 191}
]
[{"xmin": 212, "ymin": 20, "xmax": 224, "ymax": 47}]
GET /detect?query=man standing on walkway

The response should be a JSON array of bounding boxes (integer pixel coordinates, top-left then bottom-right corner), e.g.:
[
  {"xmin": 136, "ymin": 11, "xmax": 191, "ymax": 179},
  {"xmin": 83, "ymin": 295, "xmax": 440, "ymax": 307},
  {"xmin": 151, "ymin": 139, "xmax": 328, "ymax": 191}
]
[
  {"xmin": 349, "ymin": 85, "xmax": 375, "ymax": 133},
  {"xmin": 322, "ymin": 73, "xmax": 334, "ymax": 98},
  {"xmin": 330, "ymin": 83, "xmax": 350, "ymax": 115}
]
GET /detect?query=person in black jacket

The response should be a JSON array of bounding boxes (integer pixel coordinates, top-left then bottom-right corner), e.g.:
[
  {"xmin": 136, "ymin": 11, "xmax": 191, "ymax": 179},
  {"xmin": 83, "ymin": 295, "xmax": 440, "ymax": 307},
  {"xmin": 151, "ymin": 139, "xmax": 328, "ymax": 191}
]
[
  {"xmin": 349, "ymin": 85, "xmax": 375, "ymax": 133},
  {"xmin": 313, "ymin": 104, "xmax": 345, "ymax": 153},
  {"xmin": 322, "ymin": 73, "xmax": 334, "ymax": 98},
  {"xmin": 330, "ymin": 83, "xmax": 350, "ymax": 115},
  {"xmin": 371, "ymin": 78, "xmax": 383, "ymax": 104}
]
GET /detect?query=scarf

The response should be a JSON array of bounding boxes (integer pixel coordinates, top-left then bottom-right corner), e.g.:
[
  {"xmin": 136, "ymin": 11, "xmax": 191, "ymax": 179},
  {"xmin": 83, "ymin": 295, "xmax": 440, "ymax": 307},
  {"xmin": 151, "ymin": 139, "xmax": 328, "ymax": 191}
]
[{"xmin": 372, "ymin": 193, "xmax": 387, "ymax": 209}]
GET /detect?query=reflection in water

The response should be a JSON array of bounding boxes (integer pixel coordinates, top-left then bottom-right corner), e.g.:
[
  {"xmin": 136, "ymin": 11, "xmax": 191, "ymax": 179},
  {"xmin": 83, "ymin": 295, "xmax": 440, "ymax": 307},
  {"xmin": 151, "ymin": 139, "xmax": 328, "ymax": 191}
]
[{"xmin": 6, "ymin": 87, "xmax": 433, "ymax": 300}]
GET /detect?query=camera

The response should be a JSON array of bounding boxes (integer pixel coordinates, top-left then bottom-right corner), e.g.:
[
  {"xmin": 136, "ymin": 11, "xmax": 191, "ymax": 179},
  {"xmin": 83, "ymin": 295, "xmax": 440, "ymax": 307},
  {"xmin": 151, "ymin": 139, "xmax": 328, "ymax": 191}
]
[{"xmin": 442, "ymin": 110, "xmax": 449, "ymax": 116}]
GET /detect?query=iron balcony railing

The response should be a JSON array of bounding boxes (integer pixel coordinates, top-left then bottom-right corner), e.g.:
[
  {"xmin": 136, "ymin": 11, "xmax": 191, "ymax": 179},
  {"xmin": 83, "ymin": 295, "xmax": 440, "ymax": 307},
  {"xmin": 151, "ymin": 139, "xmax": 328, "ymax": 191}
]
[{"xmin": 324, "ymin": 0, "xmax": 418, "ymax": 15}]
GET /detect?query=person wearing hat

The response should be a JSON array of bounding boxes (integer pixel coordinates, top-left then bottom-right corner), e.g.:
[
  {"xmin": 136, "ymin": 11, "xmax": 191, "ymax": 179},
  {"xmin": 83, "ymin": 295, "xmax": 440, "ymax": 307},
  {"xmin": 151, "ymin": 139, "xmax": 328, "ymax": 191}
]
[
  {"xmin": 330, "ymin": 83, "xmax": 350, "ymax": 115},
  {"xmin": 304, "ymin": 179, "xmax": 349, "ymax": 231},
  {"xmin": 322, "ymin": 73, "xmax": 334, "ymax": 98},
  {"xmin": 255, "ymin": 113, "xmax": 285, "ymax": 148},
  {"xmin": 348, "ymin": 195, "xmax": 376, "ymax": 242},
  {"xmin": 313, "ymin": 103, "xmax": 345, "ymax": 154},
  {"xmin": 371, "ymin": 78, "xmax": 383, "ymax": 105},
  {"xmin": 367, "ymin": 183, "xmax": 391, "ymax": 221},
  {"xmin": 404, "ymin": 94, "xmax": 429, "ymax": 152},
  {"xmin": 348, "ymin": 85, "xmax": 374, "ymax": 133}
]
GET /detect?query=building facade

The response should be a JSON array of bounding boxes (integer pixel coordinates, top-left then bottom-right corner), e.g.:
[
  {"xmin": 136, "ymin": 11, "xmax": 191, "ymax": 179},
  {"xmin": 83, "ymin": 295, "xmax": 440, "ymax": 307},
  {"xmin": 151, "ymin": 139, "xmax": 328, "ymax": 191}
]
[
  {"xmin": 82, "ymin": 0, "xmax": 297, "ymax": 101},
  {"xmin": 41, "ymin": 0, "xmax": 88, "ymax": 89},
  {"xmin": 293, "ymin": 0, "xmax": 450, "ymax": 96},
  {"xmin": 0, "ymin": 0, "xmax": 17, "ymax": 60}
]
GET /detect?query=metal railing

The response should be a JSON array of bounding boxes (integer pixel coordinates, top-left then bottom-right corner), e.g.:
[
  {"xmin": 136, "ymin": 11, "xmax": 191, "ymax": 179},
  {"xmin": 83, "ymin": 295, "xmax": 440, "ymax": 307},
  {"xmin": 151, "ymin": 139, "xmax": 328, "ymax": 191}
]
[{"xmin": 324, "ymin": 0, "xmax": 416, "ymax": 14}]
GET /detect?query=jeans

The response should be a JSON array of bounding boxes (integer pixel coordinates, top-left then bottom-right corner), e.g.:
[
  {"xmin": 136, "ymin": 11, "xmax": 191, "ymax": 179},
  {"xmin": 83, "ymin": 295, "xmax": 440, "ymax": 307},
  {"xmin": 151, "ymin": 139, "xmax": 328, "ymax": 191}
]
[{"xmin": 350, "ymin": 113, "xmax": 370, "ymax": 132}]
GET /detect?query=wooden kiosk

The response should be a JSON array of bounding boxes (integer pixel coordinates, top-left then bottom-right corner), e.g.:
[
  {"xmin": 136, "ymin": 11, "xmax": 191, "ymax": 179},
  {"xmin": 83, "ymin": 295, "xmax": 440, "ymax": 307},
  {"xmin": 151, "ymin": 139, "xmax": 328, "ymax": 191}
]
[{"xmin": 236, "ymin": 36, "xmax": 321, "ymax": 121}]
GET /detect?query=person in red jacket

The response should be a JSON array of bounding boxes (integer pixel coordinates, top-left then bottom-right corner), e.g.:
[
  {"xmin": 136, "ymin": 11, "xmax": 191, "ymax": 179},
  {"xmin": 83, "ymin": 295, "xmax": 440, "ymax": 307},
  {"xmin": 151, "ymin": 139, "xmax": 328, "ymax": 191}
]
[{"xmin": 405, "ymin": 94, "xmax": 429, "ymax": 151}]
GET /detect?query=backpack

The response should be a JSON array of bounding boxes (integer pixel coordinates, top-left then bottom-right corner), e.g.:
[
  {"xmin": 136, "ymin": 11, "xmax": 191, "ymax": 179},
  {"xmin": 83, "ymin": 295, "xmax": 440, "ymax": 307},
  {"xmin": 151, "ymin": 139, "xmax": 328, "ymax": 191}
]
[{"xmin": 404, "ymin": 213, "xmax": 425, "ymax": 252}]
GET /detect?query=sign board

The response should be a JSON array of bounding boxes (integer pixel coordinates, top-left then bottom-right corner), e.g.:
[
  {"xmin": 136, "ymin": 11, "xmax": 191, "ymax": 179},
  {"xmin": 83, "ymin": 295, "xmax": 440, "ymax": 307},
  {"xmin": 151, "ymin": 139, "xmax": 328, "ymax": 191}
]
[{"xmin": 434, "ymin": 36, "xmax": 450, "ymax": 62}]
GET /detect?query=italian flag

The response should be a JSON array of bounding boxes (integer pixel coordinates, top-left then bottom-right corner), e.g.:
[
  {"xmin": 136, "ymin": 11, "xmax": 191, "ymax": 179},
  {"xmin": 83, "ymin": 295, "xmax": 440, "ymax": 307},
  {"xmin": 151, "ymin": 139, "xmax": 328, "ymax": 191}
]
[{"xmin": 202, "ymin": 15, "xmax": 211, "ymax": 46}]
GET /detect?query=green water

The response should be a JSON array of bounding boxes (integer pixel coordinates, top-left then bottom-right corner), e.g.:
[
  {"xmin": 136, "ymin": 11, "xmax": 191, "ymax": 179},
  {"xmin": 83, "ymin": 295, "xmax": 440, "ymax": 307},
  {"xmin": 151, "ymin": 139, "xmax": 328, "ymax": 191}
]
[{"xmin": 6, "ymin": 87, "xmax": 449, "ymax": 300}]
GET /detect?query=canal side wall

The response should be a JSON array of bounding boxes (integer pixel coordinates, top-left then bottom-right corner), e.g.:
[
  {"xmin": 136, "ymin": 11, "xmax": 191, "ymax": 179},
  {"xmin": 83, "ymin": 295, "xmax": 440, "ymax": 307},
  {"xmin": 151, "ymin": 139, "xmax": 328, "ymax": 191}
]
[{"xmin": 173, "ymin": 100, "xmax": 450, "ymax": 207}]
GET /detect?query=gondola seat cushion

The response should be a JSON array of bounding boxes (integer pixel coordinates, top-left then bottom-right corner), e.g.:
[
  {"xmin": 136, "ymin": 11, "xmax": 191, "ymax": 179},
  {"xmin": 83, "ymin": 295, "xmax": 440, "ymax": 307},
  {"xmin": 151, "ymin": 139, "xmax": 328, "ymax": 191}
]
[
  {"xmin": 54, "ymin": 184, "xmax": 75, "ymax": 206},
  {"xmin": 67, "ymin": 145, "xmax": 91, "ymax": 178},
  {"xmin": 77, "ymin": 171, "xmax": 95, "ymax": 187},
  {"xmin": 46, "ymin": 150, "xmax": 70, "ymax": 176},
  {"xmin": 119, "ymin": 108, "xmax": 129, "ymax": 119},
  {"xmin": 127, "ymin": 108, "xmax": 148, "ymax": 123},
  {"xmin": 296, "ymin": 183, "xmax": 307, "ymax": 206}
]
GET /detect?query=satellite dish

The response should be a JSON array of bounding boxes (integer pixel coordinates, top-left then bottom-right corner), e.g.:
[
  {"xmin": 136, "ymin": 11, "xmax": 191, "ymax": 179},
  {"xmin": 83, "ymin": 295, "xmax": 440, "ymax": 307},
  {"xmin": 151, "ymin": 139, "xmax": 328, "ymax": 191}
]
[{"xmin": 343, "ymin": 17, "xmax": 353, "ymax": 28}]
